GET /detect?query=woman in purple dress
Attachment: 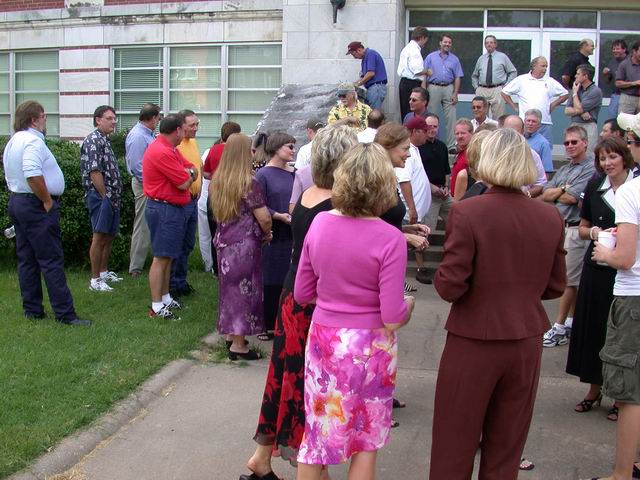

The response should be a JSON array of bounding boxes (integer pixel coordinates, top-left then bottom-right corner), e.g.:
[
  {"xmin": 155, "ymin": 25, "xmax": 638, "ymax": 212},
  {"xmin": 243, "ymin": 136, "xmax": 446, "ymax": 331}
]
[
  {"xmin": 211, "ymin": 134, "xmax": 273, "ymax": 361},
  {"xmin": 256, "ymin": 133, "xmax": 296, "ymax": 339}
]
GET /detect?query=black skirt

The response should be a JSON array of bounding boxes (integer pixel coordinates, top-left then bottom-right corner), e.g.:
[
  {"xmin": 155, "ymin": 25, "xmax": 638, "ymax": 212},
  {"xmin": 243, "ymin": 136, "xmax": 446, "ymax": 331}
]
[{"xmin": 566, "ymin": 261, "xmax": 617, "ymax": 385}]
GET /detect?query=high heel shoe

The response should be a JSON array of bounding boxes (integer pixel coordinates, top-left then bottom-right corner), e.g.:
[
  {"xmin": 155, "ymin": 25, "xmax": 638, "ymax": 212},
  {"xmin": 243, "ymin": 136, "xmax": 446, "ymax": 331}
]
[{"xmin": 574, "ymin": 392, "xmax": 602, "ymax": 412}]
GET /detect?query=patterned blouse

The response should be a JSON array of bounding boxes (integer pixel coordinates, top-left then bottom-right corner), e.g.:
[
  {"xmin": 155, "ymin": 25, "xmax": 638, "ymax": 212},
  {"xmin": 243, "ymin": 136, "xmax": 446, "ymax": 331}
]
[{"xmin": 80, "ymin": 129, "xmax": 123, "ymax": 208}]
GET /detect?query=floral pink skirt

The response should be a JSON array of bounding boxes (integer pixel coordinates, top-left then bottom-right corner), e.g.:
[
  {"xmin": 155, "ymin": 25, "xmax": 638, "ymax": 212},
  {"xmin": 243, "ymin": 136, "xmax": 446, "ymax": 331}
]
[{"xmin": 297, "ymin": 323, "xmax": 397, "ymax": 465}]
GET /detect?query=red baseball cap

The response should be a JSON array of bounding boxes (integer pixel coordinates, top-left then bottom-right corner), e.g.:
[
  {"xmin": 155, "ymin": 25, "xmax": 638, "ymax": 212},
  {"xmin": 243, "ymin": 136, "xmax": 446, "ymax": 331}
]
[
  {"xmin": 346, "ymin": 41, "xmax": 364, "ymax": 55},
  {"xmin": 405, "ymin": 116, "xmax": 430, "ymax": 131}
]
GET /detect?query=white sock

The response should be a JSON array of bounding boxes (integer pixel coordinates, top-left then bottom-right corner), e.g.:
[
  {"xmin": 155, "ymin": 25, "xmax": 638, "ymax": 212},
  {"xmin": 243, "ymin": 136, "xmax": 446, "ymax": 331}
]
[
  {"xmin": 152, "ymin": 302, "xmax": 164, "ymax": 313},
  {"xmin": 162, "ymin": 294, "xmax": 172, "ymax": 305},
  {"xmin": 100, "ymin": 270, "xmax": 108, "ymax": 279},
  {"xmin": 565, "ymin": 317, "xmax": 573, "ymax": 329},
  {"xmin": 90, "ymin": 277, "xmax": 102, "ymax": 286},
  {"xmin": 553, "ymin": 322, "xmax": 566, "ymax": 334}
]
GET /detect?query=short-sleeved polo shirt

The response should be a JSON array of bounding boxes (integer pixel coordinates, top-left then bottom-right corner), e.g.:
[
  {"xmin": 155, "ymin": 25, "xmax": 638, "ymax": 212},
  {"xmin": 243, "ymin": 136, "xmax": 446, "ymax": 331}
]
[{"xmin": 142, "ymin": 135, "xmax": 194, "ymax": 206}]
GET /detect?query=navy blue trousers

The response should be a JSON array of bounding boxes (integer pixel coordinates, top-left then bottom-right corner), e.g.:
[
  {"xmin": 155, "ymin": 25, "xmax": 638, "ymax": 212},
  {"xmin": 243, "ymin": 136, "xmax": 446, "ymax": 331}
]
[
  {"xmin": 8, "ymin": 194, "xmax": 76, "ymax": 321},
  {"xmin": 170, "ymin": 198, "xmax": 197, "ymax": 290}
]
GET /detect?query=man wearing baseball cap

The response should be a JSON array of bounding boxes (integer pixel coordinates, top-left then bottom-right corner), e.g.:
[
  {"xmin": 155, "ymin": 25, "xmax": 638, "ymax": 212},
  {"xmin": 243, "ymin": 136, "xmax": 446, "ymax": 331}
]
[
  {"xmin": 327, "ymin": 82, "xmax": 372, "ymax": 132},
  {"xmin": 347, "ymin": 41, "xmax": 388, "ymax": 110}
]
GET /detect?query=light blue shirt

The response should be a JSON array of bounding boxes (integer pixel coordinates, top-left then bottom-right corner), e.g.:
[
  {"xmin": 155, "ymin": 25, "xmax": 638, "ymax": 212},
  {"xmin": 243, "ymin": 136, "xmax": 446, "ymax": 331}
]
[
  {"xmin": 424, "ymin": 51, "xmax": 464, "ymax": 84},
  {"xmin": 3, "ymin": 128, "xmax": 65, "ymax": 195},
  {"xmin": 527, "ymin": 131, "xmax": 554, "ymax": 172},
  {"xmin": 125, "ymin": 122, "xmax": 155, "ymax": 181}
]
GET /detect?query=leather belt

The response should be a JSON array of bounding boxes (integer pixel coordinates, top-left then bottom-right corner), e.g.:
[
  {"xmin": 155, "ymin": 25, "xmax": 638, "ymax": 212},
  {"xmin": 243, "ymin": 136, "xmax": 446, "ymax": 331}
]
[
  {"xmin": 431, "ymin": 82, "xmax": 452, "ymax": 87},
  {"xmin": 565, "ymin": 221, "xmax": 580, "ymax": 227},
  {"xmin": 479, "ymin": 83, "xmax": 505, "ymax": 88},
  {"xmin": 11, "ymin": 192, "xmax": 60, "ymax": 201},
  {"xmin": 369, "ymin": 81, "xmax": 387, "ymax": 86}
]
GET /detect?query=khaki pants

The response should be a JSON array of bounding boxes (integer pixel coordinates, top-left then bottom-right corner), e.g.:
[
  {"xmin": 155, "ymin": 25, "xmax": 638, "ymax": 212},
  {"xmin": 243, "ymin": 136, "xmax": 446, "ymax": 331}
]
[
  {"xmin": 475, "ymin": 85, "xmax": 505, "ymax": 119},
  {"xmin": 129, "ymin": 177, "xmax": 150, "ymax": 273},
  {"xmin": 425, "ymin": 194, "xmax": 454, "ymax": 232},
  {"xmin": 428, "ymin": 83, "xmax": 456, "ymax": 150},
  {"xmin": 619, "ymin": 93, "xmax": 640, "ymax": 115}
]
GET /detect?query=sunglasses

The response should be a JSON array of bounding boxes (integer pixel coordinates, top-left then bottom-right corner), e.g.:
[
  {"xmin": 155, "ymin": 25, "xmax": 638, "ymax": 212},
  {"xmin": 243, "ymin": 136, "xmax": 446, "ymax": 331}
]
[
  {"xmin": 409, "ymin": 98, "xmax": 422, "ymax": 102},
  {"xmin": 563, "ymin": 140, "xmax": 580, "ymax": 146},
  {"xmin": 338, "ymin": 94, "xmax": 347, "ymax": 99},
  {"xmin": 284, "ymin": 144, "xmax": 295, "ymax": 150},
  {"xmin": 627, "ymin": 140, "xmax": 640, "ymax": 146}
]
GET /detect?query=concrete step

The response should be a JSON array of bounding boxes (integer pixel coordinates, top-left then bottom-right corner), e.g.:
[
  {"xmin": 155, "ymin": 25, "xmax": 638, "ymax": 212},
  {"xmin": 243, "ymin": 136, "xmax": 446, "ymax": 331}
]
[{"xmin": 407, "ymin": 245, "xmax": 443, "ymax": 263}]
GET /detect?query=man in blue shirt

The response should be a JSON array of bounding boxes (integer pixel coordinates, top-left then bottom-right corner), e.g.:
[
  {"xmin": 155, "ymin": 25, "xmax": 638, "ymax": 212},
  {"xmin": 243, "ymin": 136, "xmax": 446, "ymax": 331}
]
[
  {"xmin": 3, "ymin": 101, "xmax": 89, "ymax": 326},
  {"xmin": 125, "ymin": 103, "xmax": 161, "ymax": 277},
  {"xmin": 347, "ymin": 41, "xmax": 388, "ymax": 110},
  {"xmin": 524, "ymin": 108, "xmax": 554, "ymax": 173},
  {"xmin": 423, "ymin": 33, "xmax": 464, "ymax": 152}
]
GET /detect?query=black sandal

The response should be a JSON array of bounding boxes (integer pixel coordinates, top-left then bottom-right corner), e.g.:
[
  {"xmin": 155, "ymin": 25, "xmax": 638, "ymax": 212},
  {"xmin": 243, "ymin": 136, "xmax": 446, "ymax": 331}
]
[
  {"xmin": 228, "ymin": 349, "xmax": 262, "ymax": 361},
  {"xmin": 607, "ymin": 404, "xmax": 619, "ymax": 421},
  {"xmin": 574, "ymin": 393, "xmax": 602, "ymax": 412},
  {"xmin": 393, "ymin": 398, "xmax": 406, "ymax": 409},
  {"xmin": 239, "ymin": 472, "xmax": 281, "ymax": 480},
  {"xmin": 519, "ymin": 458, "xmax": 534, "ymax": 471}
]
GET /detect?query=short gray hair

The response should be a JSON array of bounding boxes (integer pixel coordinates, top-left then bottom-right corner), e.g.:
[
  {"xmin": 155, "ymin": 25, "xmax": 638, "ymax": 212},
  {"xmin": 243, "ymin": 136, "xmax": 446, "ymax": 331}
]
[
  {"xmin": 524, "ymin": 109, "xmax": 542, "ymax": 122},
  {"xmin": 311, "ymin": 124, "xmax": 358, "ymax": 189},
  {"xmin": 530, "ymin": 56, "xmax": 546, "ymax": 70}
]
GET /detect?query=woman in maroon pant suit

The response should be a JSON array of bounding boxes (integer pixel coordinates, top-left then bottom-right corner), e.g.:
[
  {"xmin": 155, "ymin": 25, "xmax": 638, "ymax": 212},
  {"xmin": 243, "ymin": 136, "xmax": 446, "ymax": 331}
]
[{"xmin": 430, "ymin": 128, "xmax": 567, "ymax": 480}]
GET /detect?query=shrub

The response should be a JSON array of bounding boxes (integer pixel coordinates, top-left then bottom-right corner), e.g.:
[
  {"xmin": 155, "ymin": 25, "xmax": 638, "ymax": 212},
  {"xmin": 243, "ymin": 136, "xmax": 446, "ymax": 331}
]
[{"xmin": 0, "ymin": 134, "xmax": 134, "ymax": 270}]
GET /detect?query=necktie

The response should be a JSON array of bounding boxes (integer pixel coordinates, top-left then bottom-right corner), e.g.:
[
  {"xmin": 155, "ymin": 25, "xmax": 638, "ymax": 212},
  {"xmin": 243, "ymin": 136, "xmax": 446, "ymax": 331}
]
[{"xmin": 486, "ymin": 54, "xmax": 493, "ymax": 86}]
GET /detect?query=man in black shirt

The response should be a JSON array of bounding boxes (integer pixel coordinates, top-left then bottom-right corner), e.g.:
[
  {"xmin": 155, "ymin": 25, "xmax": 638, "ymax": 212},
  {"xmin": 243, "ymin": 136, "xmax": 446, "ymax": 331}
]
[
  {"xmin": 420, "ymin": 114, "xmax": 453, "ymax": 233},
  {"xmin": 561, "ymin": 38, "xmax": 594, "ymax": 89}
]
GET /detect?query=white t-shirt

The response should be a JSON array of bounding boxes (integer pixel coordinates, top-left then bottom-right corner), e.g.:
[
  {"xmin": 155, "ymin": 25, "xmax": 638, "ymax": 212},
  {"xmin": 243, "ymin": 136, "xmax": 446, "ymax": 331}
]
[
  {"xmin": 394, "ymin": 144, "xmax": 431, "ymax": 221},
  {"xmin": 613, "ymin": 176, "xmax": 640, "ymax": 296},
  {"xmin": 501, "ymin": 73, "xmax": 568, "ymax": 125},
  {"xmin": 294, "ymin": 141, "xmax": 313, "ymax": 169}
]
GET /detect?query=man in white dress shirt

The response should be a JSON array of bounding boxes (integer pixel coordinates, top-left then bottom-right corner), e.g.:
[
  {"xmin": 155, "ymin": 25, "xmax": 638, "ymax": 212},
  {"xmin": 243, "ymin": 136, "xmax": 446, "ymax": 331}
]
[
  {"xmin": 357, "ymin": 109, "xmax": 385, "ymax": 143},
  {"xmin": 294, "ymin": 118, "xmax": 325, "ymax": 169},
  {"xmin": 3, "ymin": 101, "xmax": 89, "ymax": 326},
  {"xmin": 397, "ymin": 26, "xmax": 430, "ymax": 121}
]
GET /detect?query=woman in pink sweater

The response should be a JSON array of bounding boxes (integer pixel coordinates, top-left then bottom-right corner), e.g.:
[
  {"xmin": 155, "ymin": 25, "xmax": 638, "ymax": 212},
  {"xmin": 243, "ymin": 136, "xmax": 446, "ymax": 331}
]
[{"xmin": 294, "ymin": 143, "xmax": 415, "ymax": 480}]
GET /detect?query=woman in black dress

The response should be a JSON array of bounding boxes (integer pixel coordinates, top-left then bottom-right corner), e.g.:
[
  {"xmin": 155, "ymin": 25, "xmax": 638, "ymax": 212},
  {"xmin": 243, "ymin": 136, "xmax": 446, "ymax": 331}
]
[
  {"xmin": 242, "ymin": 124, "xmax": 358, "ymax": 480},
  {"xmin": 566, "ymin": 137, "xmax": 636, "ymax": 420}
]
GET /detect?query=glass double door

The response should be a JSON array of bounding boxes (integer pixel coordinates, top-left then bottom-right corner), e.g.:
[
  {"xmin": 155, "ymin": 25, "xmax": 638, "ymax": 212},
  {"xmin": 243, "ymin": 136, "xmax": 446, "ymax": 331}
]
[{"xmin": 485, "ymin": 31, "xmax": 597, "ymax": 85}]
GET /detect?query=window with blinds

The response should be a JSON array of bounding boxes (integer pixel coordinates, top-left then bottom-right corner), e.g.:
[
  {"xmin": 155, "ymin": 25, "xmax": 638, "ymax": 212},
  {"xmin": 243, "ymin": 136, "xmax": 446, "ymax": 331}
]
[
  {"xmin": 15, "ymin": 51, "xmax": 59, "ymax": 136},
  {"xmin": 113, "ymin": 44, "xmax": 282, "ymax": 151},
  {"xmin": 114, "ymin": 48, "xmax": 163, "ymax": 131},
  {"xmin": 0, "ymin": 54, "xmax": 9, "ymax": 136}
]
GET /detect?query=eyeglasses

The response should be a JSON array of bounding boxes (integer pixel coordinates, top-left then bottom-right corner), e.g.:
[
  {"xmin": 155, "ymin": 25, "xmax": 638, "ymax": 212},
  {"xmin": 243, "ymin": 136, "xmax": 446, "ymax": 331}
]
[
  {"xmin": 628, "ymin": 140, "xmax": 640, "ymax": 146},
  {"xmin": 563, "ymin": 140, "xmax": 580, "ymax": 146},
  {"xmin": 284, "ymin": 144, "xmax": 295, "ymax": 150},
  {"xmin": 338, "ymin": 94, "xmax": 347, "ymax": 99},
  {"xmin": 409, "ymin": 98, "xmax": 422, "ymax": 102}
]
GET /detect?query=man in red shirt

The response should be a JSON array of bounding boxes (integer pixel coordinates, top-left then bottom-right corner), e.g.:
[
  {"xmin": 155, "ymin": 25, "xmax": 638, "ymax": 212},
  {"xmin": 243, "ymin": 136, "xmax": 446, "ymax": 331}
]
[{"xmin": 143, "ymin": 114, "xmax": 198, "ymax": 320}]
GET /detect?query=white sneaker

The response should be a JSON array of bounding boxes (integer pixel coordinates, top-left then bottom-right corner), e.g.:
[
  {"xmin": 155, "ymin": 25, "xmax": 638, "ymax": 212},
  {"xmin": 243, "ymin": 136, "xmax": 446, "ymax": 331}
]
[
  {"xmin": 90, "ymin": 279, "xmax": 114, "ymax": 292},
  {"xmin": 165, "ymin": 298, "xmax": 182, "ymax": 310},
  {"xmin": 101, "ymin": 271, "xmax": 123, "ymax": 283},
  {"xmin": 543, "ymin": 325, "xmax": 568, "ymax": 347}
]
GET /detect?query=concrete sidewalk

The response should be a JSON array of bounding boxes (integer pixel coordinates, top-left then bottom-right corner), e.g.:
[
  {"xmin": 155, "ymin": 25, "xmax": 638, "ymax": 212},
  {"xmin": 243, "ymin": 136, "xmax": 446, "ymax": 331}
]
[{"xmin": 14, "ymin": 282, "xmax": 617, "ymax": 480}]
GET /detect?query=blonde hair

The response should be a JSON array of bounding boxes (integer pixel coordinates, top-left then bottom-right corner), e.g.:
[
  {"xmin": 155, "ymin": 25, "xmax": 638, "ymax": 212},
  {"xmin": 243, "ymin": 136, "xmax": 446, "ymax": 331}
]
[
  {"xmin": 311, "ymin": 125, "xmax": 358, "ymax": 189},
  {"xmin": 466, "ymin": 130, "xmax": 492, "ymax": 178},
  {"xmin": 374, "ymin": 123, "xmax": 410, "ymax": 150},
  {"xmin": 211, "ymin": 133, "xmax": 254, "ymax": 222},
  {"xmin": 332, "ymin": 143, "xmax": 398, "ymax": 217},
  {"xmin": 477, "ymin": 128, "xmax": 537, "ymax": 189}
]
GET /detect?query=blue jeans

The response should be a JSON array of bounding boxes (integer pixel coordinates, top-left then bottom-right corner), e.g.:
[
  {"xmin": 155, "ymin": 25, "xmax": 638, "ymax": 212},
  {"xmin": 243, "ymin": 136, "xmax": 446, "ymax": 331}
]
[
  {"xmin": 366, "ymin": 83, "xmax": 387, "ymax": 110},
  {"xmin": 609, "ymin": 94, "xmax": 620, "ymax": 118},
  {"xmin": 170, "ymin": 198, "xmax": 197, "ymax": 290}
]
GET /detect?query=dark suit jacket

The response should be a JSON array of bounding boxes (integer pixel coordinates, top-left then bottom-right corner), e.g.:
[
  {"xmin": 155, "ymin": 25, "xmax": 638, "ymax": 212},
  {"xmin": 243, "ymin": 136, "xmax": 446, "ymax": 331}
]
[{"xmin": 434, "ymin": 187, "xmax": 567, "ymax": 340}]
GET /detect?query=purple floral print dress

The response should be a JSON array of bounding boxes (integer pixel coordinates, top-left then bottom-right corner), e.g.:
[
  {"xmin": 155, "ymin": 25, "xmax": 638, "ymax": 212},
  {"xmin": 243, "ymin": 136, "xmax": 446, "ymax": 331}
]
[{"xmin": 214, "ymin": 178, "xmax": 266, "ymax": 336}]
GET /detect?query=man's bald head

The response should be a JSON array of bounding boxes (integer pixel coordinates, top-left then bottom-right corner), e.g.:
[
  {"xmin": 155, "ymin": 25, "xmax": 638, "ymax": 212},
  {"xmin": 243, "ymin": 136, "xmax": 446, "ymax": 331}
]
[
  {"xmin": 503, "ymin": 115, "xmax": 524, "ymax": 134},
  {"xmin": 367, "ymin": 109, "xmax": 385, "ymax": 129}
]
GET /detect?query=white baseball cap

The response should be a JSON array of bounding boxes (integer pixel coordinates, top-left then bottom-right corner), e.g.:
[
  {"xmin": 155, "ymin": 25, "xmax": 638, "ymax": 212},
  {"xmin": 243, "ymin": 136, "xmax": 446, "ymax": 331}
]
[{"xmin": 617, "ymin": 112, "xmax": 640, "ymax": 137}]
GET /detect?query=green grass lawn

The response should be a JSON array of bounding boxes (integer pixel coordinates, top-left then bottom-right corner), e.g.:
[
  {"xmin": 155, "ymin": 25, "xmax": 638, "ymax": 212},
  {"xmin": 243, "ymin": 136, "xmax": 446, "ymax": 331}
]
[{"xmin": 0, "ymin": 267, "xmax": 218, "ymax": 478}]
